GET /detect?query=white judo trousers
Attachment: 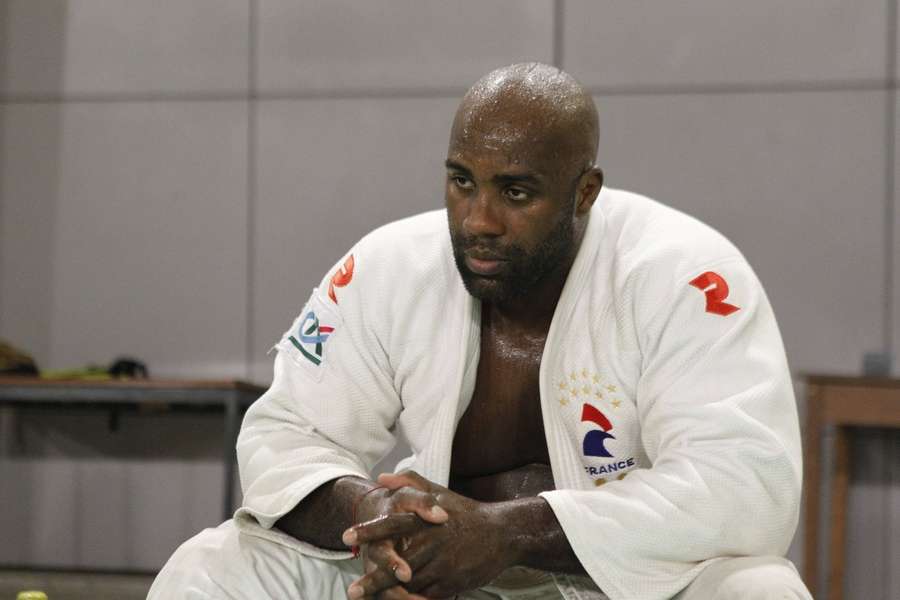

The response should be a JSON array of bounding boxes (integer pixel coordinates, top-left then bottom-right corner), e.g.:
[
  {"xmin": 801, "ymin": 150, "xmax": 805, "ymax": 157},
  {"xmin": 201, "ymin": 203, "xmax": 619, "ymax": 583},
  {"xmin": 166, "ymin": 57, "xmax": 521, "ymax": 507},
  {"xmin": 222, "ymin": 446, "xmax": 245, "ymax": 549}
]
[{"xmin": 148, "ymin": 520, "xmax": 812, "ymax": 600}]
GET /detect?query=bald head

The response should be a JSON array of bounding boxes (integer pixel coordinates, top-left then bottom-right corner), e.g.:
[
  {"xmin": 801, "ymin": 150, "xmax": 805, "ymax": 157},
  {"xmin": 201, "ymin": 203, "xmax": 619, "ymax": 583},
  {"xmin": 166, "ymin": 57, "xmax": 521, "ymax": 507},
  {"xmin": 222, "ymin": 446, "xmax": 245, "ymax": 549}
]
[
  {"xmin": 450, "ymin": 63, "xmax": 599, "ymax": 178},
  {"xmin": 444, "ymin": 64, "xmax": 604, "ymax": 307}
]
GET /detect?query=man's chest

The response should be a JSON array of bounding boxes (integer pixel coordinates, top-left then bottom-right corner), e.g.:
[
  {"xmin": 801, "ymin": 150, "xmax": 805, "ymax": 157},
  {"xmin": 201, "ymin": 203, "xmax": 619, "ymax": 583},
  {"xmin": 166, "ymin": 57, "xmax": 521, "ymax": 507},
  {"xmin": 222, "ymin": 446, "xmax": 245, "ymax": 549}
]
[
  {"xmin": 450, "ymin": 326, "xmax": 551, "ymax": 478},
  {"xmin": 393, "ymin": 299, "xmax": 649, "ymax": 489}
]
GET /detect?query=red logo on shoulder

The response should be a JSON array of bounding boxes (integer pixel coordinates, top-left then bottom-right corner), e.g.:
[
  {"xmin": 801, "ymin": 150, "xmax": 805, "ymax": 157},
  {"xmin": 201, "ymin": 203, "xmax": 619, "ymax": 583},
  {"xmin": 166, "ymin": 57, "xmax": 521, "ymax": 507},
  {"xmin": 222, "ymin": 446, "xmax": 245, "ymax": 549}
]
[
  {"xmin": 328, "ymin": 255, "xmax": 355, "ymax": 304},
  {"xmin": 689, "ymin": 271, "xmax": 740, "ymax": 316}
]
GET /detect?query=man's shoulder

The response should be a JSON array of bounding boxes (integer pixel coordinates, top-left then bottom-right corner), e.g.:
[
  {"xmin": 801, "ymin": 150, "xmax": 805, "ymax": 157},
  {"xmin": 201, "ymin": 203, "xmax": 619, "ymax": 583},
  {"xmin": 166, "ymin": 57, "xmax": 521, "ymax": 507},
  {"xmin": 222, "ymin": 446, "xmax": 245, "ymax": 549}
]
[
  {"xmin": 355, "ymin": 208, "xmax": 449, "ymax": 261},
  {"xmin": 341, "ymin": 209, "xmax": 454, "ymax": 293},
  {"xmin": 599, "ymin": 187, "xmax": 746, "ymax": 281}
]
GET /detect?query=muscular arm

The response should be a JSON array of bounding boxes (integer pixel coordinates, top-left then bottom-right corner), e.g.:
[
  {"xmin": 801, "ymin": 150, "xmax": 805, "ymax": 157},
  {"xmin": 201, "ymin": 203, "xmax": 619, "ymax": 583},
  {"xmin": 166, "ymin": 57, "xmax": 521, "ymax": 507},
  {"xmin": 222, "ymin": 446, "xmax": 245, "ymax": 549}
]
[
  {"xmin": 274, "ymin": 475, "xmax": 377, "ymax": 550},
  {"xmin": 274, "ymin": 472, "xmax": 448, "ymax": 572},
  {"xmin": 494, "ymin": 496, "xmax": 587, "ymax": 575},
  {"xmin": 450, "ymin": 464, "xmax": 586, "ymax": 574}
]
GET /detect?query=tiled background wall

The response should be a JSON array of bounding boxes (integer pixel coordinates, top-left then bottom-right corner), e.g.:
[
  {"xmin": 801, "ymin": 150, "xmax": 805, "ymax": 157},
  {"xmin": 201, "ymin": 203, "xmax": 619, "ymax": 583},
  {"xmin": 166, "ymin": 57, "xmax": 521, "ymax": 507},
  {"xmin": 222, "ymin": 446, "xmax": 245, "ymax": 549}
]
[{"xmin": 0, "ymin": 0, "xmax": 897, "ymax": 595}]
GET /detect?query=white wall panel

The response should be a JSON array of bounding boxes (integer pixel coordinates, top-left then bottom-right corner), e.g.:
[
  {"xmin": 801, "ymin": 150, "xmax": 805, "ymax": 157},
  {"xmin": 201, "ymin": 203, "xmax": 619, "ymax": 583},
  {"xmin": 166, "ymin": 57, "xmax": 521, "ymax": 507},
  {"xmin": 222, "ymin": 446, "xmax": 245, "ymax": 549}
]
[
  {"xmin": 595, "ymin": 91, "xmax": 887, "ymax": 376},
  {"xmin": 79, "ymin": 460, "xmax": 129, "ymax": 566},
  {"xmin": 257, "ymin": 0, "xmax": 553, "ymax": 93},
  {"xmin": 896, "ymin": 3, "xmax": 900, "ymax": 82},
  {"xmin": 564, "ymin": 0, "xmax": 887, "ymax": 88},
  {"xmin": 0, "ymin": 458, "xmax": 223, "ymax": 570},
  {"xmin": 886, "ymin": 48, "xmax": 898, "ymax": 600},
  {"xmin": 125, "ymin": 461, "xmax": 223, "ymax": 569},
  {"xmin": 251, "ymin": 97, "xmax": 458, "ymax": 383},
  {"xmin": 894, "ymin": 94, "xmax": 899, "ymax": 376},
  {"xmin": 45, "ymin": 102, "xmax": 248, "ymax": 378},
  {"xmin": 0, "ymin": 454, "xmax": 32, "ymax": 563},
  {"xmin": 0, "ymin": 0, "xmax": 249, "ymax": 96},
  {"xmin": 0, "ymin": 410, "xmax": 229, "ymax": 571},
  {"xmin": 0, "ymin": 105, "xmax": 61, "ymax": 365},
  {"xmin": 0, "ymin": 460, "xmax": 79, "ymax": 565}
]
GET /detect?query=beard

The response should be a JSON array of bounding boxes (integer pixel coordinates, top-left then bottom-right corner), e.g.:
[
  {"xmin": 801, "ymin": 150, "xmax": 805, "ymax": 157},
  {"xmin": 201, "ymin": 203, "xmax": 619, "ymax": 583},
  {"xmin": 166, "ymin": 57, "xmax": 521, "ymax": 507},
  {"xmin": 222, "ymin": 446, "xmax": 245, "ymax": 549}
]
[{"xmin": 448, "ymin": 211, "xmax": 575, "ymax": 304}]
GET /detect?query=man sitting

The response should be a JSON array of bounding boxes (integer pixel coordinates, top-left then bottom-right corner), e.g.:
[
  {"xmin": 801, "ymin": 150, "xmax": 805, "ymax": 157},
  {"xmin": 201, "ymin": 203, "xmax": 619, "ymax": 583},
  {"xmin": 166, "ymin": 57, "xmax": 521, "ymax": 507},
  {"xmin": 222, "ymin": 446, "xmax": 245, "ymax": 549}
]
[{"xmin": 150, "ymin": 63, "xmax": 812, "ymax": 600}]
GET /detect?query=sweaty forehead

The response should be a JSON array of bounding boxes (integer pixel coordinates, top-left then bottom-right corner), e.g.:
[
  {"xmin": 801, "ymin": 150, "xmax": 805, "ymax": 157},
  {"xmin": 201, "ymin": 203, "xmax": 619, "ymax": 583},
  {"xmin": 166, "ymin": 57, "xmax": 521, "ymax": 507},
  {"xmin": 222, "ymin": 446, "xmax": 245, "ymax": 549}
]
[
  {"xmin": 448, "ymin": 100, "xmax": 583, "ymax": 176},
  {"xmin": 447, "ymin": 64, "xmax": 597, "ymax": 176}
]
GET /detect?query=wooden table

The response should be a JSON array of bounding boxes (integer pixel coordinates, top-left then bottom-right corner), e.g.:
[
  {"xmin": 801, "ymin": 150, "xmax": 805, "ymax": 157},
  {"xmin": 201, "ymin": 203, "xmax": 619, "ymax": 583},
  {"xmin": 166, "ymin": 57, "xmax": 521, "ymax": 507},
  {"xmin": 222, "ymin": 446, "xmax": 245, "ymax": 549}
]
[
  {"xmin": 802, "ymin": 375, "xmax": 900, "ymax": 600},
  {"xmin": 0, "ymin": 377, "xmax": 265, "ymax": 521}
]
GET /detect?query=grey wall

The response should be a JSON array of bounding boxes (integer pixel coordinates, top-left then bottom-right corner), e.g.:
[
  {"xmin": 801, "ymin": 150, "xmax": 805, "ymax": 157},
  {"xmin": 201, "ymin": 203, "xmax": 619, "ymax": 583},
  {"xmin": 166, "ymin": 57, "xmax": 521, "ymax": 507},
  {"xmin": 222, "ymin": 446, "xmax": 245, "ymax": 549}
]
[{"xmin": 0, "ymin": 1, "xmax": 897, "ymax": 595}]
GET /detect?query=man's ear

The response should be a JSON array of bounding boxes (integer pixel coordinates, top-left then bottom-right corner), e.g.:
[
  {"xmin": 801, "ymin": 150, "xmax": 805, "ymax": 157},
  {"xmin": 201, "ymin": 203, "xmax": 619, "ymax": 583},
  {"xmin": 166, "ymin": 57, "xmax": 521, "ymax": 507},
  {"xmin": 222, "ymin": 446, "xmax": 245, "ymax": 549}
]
[{"xmin": 575, "ymin": 167, "xmax": 604, "ymax": 216}]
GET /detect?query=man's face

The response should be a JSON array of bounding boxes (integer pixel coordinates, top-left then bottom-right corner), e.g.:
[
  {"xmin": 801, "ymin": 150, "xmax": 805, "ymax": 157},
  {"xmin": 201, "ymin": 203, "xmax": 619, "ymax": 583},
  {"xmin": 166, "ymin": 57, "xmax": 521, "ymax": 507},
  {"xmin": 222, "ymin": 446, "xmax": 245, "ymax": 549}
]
[{"xmin": 445, "ymin": 117, "xmax": 582, "ymax": 304}]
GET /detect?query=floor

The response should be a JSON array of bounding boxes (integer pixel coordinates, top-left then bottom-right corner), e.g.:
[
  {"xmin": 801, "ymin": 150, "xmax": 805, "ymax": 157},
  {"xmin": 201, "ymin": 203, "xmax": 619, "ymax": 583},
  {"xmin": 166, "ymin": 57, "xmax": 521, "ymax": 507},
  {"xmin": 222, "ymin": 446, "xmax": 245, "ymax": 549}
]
[{"xmin": 0, "ymin": 569, "xmax": 154, "ymax": 600}]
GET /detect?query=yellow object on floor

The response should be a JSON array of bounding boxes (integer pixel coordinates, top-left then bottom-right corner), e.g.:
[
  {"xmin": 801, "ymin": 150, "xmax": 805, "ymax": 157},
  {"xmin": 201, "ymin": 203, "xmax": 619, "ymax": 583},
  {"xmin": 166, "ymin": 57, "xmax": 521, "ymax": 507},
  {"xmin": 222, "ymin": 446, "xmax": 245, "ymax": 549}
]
[{"xmin": 39, "ymin": 366, "xmax": 111, "ymax": 380}]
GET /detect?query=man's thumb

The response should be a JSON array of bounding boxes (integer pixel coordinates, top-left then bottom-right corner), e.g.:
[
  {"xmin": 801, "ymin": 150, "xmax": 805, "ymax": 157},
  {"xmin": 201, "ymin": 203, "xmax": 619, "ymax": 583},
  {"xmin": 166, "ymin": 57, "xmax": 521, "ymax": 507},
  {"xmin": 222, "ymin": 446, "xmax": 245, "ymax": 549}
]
[{"xmin": 376, "ymin": 472, "xmax": 448, "ymax": 523}]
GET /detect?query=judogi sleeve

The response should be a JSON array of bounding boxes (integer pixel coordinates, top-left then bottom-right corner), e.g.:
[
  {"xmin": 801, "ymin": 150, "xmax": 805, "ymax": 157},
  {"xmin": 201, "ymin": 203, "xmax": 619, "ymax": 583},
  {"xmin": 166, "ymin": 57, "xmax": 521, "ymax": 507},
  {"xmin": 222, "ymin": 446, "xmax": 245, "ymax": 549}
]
[
  {"xmin": 235, "ymin": 247, "xmax": 401, "ymax": 541},
  {"xmin": 540, "ymin": 256, "xmax": 803, "ymax": 600}
]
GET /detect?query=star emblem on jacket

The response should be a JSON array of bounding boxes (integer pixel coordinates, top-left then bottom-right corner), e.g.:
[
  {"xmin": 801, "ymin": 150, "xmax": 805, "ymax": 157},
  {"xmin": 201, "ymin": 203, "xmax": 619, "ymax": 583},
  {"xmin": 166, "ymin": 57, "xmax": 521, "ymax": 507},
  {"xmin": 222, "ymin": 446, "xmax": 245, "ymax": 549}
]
[
  {"xmin": 554, "ymin": 369, "xmax": 623, "ymax": 412},
  {"xmin": 556, "ymin": 367, "xmax": 637, "ymax": 485}
]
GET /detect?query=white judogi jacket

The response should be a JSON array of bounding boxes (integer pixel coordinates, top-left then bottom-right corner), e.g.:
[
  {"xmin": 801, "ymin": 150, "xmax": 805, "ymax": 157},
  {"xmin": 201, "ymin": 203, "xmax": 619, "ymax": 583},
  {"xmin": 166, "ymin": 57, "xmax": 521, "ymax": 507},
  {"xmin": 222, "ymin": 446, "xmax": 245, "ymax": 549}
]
[{"xmin": 235, "ymin": 187, "xmax": 802, "ymax": 600}]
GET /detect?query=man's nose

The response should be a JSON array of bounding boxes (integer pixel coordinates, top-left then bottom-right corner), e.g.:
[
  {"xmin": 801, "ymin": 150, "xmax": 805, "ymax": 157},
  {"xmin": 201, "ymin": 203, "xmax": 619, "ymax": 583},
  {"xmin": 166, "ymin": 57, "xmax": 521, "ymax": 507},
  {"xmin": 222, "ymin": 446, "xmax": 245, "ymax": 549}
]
[{"xmin": 463, "ymin": 192, "xmax": 504, "ymax": 237}]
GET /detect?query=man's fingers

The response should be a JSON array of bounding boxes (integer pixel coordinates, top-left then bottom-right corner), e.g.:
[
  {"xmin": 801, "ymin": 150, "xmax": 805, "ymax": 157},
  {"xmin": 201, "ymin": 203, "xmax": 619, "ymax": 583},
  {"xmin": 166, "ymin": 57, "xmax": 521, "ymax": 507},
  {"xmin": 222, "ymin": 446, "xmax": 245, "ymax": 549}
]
[
  {"xmin": 377, "ymin": 472, "xmax": 448, "ymax": 523},
  {"xmin": 373, "ymin": 586, "xmax": 429, "ymax": 600},
  {"xmin": 368, "ymin": 539, "xmax": 412, "ymax": 581},
  {"xmin": 380, "ymin": 481, "xmax": 449, "ymax": 525},
  {"xmin": 400, "ymin": 543, "xmax": 442, "ymax": 594},
  {"xmin": 343, "ymin": 513, "xmax": 422, "ymax": 546},
  {"xmin": 347, "ymin": 557, "xmax": 410, "ymax": 599},
  {"xmin": 377, "ymin": 471, "xmax": 429, "ymax": 492}
]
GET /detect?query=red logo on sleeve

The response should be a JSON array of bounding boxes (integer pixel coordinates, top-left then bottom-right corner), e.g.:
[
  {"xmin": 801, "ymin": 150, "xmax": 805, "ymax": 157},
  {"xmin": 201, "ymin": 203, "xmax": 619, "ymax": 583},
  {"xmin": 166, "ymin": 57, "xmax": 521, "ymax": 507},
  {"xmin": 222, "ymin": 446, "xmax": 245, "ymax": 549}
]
[
  {"xmin": 327, "ymin": 254, "xmax": 355, "ymax": 304},
  {"xmin": 689, "ymin": 271, "xmax": 740, "ymax": 316}
]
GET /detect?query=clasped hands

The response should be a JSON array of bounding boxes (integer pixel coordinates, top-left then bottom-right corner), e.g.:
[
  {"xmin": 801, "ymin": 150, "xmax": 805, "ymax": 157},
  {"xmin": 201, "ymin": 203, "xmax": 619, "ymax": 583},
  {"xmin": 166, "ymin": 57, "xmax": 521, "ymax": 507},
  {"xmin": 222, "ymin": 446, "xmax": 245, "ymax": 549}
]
[{"xmin": 341, "ymin": 471, "xmax": 513, "ymax": 600}]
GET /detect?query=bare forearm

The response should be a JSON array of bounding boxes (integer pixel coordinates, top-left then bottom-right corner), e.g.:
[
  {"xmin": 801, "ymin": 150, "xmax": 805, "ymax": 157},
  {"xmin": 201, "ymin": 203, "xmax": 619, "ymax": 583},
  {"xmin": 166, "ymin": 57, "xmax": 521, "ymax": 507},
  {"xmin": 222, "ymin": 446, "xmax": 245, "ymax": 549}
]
[
  {"xmin": 274, "ymin": 475, "xmax": 377, "ymax": 550},
  {"xmin": 497, "ymin": 497, "xmax": 587, "ymax": 575}
]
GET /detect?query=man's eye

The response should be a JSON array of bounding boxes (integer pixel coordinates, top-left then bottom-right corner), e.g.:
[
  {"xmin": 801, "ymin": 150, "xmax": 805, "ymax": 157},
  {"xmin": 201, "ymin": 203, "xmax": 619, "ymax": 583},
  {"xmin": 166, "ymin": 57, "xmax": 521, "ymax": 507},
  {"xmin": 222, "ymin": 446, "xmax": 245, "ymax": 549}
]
[
  {"xmin": 451, "ymin": 176, "xmax": 474, "ymax": 190},
  {"xmin": 505, "ymin": 188, "xmax": 530, "ymax": 202}
]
